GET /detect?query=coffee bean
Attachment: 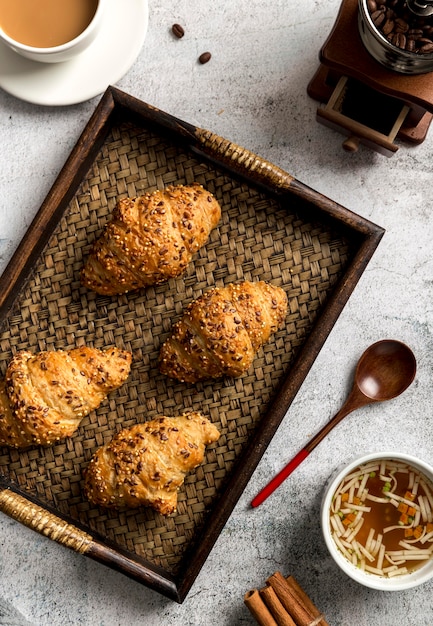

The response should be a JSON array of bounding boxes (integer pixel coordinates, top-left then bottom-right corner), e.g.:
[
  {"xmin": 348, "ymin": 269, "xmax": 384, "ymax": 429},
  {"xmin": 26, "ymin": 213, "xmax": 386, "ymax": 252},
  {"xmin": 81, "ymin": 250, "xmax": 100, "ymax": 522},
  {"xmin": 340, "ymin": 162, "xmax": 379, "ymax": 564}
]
[
  {"xmin": 172, "ymin": 23, "xmax": 185, "ymax": 39},
  {"xmin": 406, "ymin": 38, "xmax": 416, "ymax": 51},
  {"xmin": 420, "ymin": 42, "xmax": 433, "ymax": 53},
  {"xmin": 367, "ymin": 0, "xmax": 433, "ymax": 55},
  {"xmin": 372, "ymin": 9, "xmax": 386, "ymax": 27},
  {"xmin": 394, "ymin": 17, "xmax": 409, "ymax": 33},
  {"xmin": 383, "ymin": 18, "xmax": 395, "ymax": 36},
  {"xmin": 199, "ymin": 51, "xmax": 211, "ymax": 64},
  {"xmin": 392, "ymin": 32, "xmax": 407, "ymax": 48}
]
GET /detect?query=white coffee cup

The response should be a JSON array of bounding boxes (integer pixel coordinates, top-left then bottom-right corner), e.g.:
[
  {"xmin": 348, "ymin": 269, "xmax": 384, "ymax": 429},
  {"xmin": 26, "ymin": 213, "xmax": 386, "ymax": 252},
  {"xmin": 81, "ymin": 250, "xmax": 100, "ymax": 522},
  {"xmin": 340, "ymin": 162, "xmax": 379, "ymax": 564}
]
[{"xmin": 0, "ymin": 0, "xmax": 105, "ymax": 63}]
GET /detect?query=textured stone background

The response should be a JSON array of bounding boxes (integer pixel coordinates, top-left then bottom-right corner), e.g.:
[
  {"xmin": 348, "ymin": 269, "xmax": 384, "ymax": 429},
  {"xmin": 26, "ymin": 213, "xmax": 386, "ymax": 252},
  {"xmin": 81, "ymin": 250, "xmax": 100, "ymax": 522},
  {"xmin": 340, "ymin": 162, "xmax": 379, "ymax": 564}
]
[{"xmin": 0, "ymin": 0, "xmax": 433, "ymax": 624}]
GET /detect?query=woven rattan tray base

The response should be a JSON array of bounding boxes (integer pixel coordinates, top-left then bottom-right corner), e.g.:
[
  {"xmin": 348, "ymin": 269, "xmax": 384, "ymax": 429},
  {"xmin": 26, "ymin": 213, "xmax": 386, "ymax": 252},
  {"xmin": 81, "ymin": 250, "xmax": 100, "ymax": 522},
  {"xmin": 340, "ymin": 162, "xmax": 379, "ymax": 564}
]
[{"xmin": 0, "ymin": 87, "xmax": 384, "ymax": 602}]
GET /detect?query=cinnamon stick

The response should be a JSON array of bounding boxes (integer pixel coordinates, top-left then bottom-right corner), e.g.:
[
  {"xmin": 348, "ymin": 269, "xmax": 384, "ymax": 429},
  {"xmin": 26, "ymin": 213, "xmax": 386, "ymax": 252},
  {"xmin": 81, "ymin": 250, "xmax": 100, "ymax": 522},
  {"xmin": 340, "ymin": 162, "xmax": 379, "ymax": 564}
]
[
  {"xmin": 245, "ymin": 572, "xmax": 328, "ymax": 626},
  {"xmin": 266, "ymin": 572, "xmax": 317, "ymax": 626},
  {"xmin": 286, "ymin": 576, "xmax": 329, "ymax": 626},
  {"xmin": 260, "ymin": 586, "xmax": 297, "ymax": 626},
  {"xmin": 244, "ymin": 588, "xmax": 279, "ymax": 626}
]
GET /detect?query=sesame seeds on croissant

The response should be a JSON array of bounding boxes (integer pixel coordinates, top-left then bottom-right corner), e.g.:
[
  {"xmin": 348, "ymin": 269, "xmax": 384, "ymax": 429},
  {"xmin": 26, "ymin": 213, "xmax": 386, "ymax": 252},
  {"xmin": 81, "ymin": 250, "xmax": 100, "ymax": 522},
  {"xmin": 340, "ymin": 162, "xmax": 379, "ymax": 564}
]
[
  {"xmin": 80, "ymin": 183, "xmax": 221, "ymax": 295},
  {"xmin": 0, "ymin": 346, "xmax": 132, "ymax": 449},
  {"xmin": 159, "ymin": 280, "xmax": 288, "ymax": 383},
  {"xmin": 83, "ymin": 412, "xmax": 220, "ymax": 516}
]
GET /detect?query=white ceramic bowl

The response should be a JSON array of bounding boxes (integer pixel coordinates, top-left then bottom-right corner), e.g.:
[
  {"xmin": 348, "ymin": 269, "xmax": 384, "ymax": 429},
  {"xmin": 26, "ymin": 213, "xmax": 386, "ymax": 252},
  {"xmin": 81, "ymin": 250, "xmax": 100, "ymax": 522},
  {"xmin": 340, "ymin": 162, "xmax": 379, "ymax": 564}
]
[
  {"xmin": 321, "ymin": 452, "xmax": 433, "ymax": 591},
  {"xmin": 0, "ymin": 0, "xmax": 106, "ymax": 63}
]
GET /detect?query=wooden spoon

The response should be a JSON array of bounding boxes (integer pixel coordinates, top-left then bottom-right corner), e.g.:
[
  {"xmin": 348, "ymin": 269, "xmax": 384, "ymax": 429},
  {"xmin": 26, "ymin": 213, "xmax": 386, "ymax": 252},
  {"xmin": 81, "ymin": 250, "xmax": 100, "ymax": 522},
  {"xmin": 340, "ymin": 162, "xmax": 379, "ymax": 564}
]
[{"xmin": 251, "ymin": 339, "xmax": 417, "ymax": 508}]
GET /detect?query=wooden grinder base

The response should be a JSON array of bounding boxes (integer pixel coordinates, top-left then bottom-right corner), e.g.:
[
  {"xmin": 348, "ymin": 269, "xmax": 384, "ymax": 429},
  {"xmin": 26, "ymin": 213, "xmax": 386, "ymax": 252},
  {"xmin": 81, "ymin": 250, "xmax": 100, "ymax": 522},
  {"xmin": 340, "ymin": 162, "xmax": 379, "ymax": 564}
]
[{"xmin": 307, "ymin": 0, "xmax": 433, "ymax": 154}]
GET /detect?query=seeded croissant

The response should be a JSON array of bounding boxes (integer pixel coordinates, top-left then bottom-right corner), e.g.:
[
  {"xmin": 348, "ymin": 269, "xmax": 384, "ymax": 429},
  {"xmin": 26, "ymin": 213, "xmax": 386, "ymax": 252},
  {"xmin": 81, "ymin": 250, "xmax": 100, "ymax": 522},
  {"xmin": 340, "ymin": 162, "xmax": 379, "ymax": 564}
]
[
  {"xmin": 159, "ymin": 280, "xmax": 288, "ymax": 383},
  {"xmin": 0, "ymin": 346, "xmax": 132, "ymax": 449},
  {"xmin": 80, "ymin": 183, "xmax": 221, "ymax": 295},
  {"xmin": 83, "ymin": 412, "xmax": 220, "ymax": 515}
]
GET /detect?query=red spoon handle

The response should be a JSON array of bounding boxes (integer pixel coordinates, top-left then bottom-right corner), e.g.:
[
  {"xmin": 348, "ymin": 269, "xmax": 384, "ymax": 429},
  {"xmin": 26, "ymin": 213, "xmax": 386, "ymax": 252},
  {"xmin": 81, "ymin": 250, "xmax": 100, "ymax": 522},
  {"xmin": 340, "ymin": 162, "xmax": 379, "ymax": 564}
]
[{"xmin": 251, "ymin": 448, "xmax": 310, "ymax": 508}]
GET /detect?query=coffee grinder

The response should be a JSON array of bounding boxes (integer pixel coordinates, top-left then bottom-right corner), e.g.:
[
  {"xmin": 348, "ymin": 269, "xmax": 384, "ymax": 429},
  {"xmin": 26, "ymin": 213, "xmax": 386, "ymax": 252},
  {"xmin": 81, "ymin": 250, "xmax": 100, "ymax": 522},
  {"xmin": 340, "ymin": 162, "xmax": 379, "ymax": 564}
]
[{"xmin": 307, "ymin": 0, "xmax": 433, "ymax": 155}]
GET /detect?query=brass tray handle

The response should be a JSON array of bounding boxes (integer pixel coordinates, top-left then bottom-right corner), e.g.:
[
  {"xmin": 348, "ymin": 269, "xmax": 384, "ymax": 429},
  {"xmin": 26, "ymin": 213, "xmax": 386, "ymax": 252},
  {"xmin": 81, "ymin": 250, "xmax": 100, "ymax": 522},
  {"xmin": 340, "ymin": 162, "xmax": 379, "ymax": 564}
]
[
  {"xmin": 0, "ymin": 488, "xmax": 92, "ymax": 554},
  {"xmin": 194, "ymin": 129, "xmax": 295, "ymax": 190},
  {"xmin": 0, "ymin": 486, "xmax": 179, "ymax": 599}
]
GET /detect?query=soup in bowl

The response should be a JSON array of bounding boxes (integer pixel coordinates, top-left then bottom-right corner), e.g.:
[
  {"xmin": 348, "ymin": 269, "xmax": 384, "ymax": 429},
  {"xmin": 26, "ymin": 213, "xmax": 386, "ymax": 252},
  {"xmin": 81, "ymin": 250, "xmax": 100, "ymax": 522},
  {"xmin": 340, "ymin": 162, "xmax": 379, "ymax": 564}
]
[{"xmin": 321, "ymin": 452, "xmax": 433, "ymax": 590}]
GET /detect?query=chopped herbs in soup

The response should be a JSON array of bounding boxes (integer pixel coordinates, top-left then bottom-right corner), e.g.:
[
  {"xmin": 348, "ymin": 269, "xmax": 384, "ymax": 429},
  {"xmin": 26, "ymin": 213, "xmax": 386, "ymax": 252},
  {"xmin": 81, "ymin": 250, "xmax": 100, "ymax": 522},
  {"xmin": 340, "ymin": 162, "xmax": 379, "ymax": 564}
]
[{"xmin": 330, "ymin": 460, "xmax": 433, "ymax": 577}]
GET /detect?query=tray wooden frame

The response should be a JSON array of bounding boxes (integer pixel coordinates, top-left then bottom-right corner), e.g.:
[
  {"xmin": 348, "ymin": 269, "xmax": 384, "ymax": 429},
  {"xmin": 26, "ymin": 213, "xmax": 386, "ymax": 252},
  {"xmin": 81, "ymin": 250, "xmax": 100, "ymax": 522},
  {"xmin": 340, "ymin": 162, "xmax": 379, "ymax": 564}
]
[{"xmin": 0, "ymin": 87, "xmax": 384, "ymax": 602}]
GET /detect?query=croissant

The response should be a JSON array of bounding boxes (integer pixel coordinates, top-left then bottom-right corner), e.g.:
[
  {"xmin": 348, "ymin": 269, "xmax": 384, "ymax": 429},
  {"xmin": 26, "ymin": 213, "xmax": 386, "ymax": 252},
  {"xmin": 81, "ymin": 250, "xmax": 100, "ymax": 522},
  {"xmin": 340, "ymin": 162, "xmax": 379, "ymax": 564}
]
[
  {"xmin": 0, "ymin": 346, "xmax": 132, "ymax": 449},
  {"xmin": 159, "ymin": 280, "xmax": 288, "ymax": 383},
  {"xmin": 80, "ymin": 183, "xmax": 221, "ymax": 295},
  {"xmin": 83, "ymin": 412, "xmax": 220, "ymax": 515}
]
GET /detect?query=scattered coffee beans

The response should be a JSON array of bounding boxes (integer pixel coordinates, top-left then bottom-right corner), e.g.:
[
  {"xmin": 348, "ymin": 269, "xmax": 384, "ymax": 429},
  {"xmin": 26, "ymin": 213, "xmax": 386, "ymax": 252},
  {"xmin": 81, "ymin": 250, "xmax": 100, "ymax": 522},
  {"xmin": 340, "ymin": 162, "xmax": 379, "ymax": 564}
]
[
  {"xmin": 171, "ymin": 23, "xmax": 185, "ymax": 39},
  {"xmin": 367, "ymin": 0, "xmax": 433, "ymax": 54},
  {"xmin": 198, "ymin": 51, "xmax": 212, "ymax": 64}
]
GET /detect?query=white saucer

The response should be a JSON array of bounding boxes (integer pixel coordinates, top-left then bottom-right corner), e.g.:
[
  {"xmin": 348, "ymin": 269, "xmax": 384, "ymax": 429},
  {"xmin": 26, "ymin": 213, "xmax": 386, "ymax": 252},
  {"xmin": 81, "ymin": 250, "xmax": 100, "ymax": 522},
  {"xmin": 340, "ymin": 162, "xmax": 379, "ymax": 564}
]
[{"xmin": 0, "ymin": 0, "xmax": 148, "ymax": 106}]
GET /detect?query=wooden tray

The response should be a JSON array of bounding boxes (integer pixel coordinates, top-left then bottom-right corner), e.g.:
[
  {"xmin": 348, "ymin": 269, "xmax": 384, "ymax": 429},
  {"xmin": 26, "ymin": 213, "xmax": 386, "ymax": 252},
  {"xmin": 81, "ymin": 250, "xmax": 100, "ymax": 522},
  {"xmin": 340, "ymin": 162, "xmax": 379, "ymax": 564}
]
[{"xmin": 0, "ymin": 87, "xmax": 384, "ymax": 602}]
